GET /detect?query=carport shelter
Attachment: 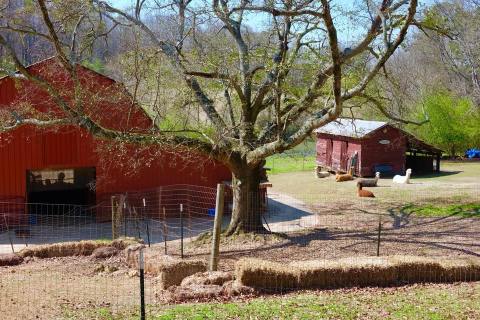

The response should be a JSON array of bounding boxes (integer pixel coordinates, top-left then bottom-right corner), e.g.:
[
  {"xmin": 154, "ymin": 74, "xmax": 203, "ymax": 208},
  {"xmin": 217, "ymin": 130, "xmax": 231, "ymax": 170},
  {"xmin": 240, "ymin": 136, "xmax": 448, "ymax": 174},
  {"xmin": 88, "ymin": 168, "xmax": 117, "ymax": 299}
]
[{"xmin": 314, "ymin": 118, "xmax": 442, "ymax": 177}]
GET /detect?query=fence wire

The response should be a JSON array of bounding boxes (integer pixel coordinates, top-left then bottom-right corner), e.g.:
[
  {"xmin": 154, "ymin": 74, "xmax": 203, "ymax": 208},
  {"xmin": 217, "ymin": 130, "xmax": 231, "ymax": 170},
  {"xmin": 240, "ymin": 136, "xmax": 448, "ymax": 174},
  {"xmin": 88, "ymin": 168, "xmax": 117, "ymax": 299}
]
[{"xmin": 0, "ymin": 183, "xmax": 479, "ymax": 319}]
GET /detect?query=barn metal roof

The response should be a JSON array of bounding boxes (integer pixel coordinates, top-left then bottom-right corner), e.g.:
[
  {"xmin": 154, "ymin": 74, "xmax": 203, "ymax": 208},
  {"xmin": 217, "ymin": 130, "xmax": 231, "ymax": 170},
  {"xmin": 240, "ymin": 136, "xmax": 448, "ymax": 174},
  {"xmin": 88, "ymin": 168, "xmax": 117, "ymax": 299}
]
[
  {"xmin": 314, "ymin": 118, "xmax": 388, "ymax": 138},
  {"xmin": 314, "ymin": 118, "xmax": 443, "ymax": 154}
]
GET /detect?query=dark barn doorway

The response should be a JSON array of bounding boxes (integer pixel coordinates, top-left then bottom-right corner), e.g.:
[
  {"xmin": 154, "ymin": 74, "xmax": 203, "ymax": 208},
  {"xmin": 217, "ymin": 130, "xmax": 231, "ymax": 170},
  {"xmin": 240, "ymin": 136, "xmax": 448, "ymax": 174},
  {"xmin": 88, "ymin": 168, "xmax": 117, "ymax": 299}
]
[{"xmin": 26, "ymin": 167, "xmax": 96, "ymax": 216}]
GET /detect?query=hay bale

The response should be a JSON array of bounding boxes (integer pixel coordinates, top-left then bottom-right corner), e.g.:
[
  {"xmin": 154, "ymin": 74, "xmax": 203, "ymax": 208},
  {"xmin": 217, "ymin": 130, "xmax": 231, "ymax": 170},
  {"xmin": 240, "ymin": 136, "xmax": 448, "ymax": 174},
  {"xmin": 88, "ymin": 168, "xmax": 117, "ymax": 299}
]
[
  {"xmin": 235, "ymin": 258, "xmax": 298, "ymax": 291},
  {"xmin": 391, "ymin": 256, "xmax": 480, "ymax": 283},
  {"xmin": 91, "ymin": 246, "xmax": 119, "ymax": 259},
  {"xmin": 389, "ymin": 255, "xmax": 446, "ymax": 283},
  {"xmin": 295, "ymin": 257, "xmax": 397, "ymax": 289},
  {"xmin": 18, "ymin": 240, "xmax": 111, "ymax": 258},
  {"xmin": 156, "ymin": 258, "xmax": 207, "ymax": 289},
  {"xmin": 236, "ymin": 256, "xmax": 480, "ymax": 291},
  {"xmin": 166, "ymin": 284, "xmax": 224, "ymax": 302},
  {"xmin": 181, "ymin": 271, "xmax": 233, "ymax": 286},
  {"xmin": 125, "ymin": 244, "xmax": 146, "ymax": 267},
  {"xmin": 112, "ymin": 237, "xmax": 143, "ymax": 250},
  {"xmin": 439, "ymin": 257, "xmax": 480, "ymax": 282},
  {"xmin": 222, "ymin": 280, "xmax": 256, "ymax": 296},
  {"xmin": 0, "ymin": 253, "xmax": 23, "ymax": 266},
  {"xmin": 126, "ymin": 248, "xmax": 207, "ymax": 289}
]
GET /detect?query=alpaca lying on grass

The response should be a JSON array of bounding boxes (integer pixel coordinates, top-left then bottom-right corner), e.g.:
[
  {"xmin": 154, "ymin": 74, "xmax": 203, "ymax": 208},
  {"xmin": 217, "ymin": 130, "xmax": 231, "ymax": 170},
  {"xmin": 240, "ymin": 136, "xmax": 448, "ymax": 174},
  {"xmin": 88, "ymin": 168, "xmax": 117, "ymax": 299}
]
[
  {"xmin": 393, "ymin": 168, "xmax": 412, "ymax": 184},
  {"xmin": 335, "ymin": 168, "xmax": 354, "ymax": 182},
  {"xmin": 316, "ymin": 171, "xmax": 330, "ymax": 178},
  {"xmin": 356, "ymin": 182, "xmax": 375, "ymax": 198},
  {"xmin": 357, "ymin": 172, "xmax": 380, "ymax": 188},
  {"xmin": 315, "ymin": 166, "xmax": 330, "ymax": 178}
]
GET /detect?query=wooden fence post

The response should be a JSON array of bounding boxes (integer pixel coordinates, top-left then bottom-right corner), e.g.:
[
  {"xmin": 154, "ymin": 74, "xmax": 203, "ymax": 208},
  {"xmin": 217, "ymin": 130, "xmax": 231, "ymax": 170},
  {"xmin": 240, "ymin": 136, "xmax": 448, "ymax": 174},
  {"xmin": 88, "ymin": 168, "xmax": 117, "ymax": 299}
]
[
  {"xmin": 209, "ymin": 183, "xmax": 225, "ymax": 271},
  {"xmin": 111, "ymin": 194, "xmax": 125, "ymax": 240}
]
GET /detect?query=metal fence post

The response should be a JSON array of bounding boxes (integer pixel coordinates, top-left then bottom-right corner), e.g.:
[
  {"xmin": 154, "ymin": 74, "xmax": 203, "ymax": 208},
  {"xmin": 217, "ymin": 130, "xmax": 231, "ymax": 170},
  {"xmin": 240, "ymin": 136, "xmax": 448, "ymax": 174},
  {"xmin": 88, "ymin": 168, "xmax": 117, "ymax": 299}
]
[
  {"xmin": 139, "ymin": 249, "xmax": 146, "ymax": 320},
  {"xmin": 123, "ymin": 200, "xmax": 127, "ymax": 237},
  {"xmin": 180, "ymin": 203, "xmax": 184, "ymax": 259},
  {"xmin": 163, "ymin": 207, "xmax": 168, "ymax": 254},
  {"xmin": 377, "ymin": 216, "xmax": 382, "ymax": 257},
  {"xmin": 209, "ymin": 183, "xmax": 225, "ymax": 271}
]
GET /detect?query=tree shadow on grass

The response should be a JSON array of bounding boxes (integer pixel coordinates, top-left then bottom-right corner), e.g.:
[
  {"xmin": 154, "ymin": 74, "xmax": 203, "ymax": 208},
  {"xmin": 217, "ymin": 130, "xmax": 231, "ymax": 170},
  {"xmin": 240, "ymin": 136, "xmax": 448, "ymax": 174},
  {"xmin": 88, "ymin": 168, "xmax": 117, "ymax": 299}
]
[
  {"xmin": 413, "ymin": 170, "xmax": 463, "ymax": 179},
  {"xmin": 387, "ymin": 203, "xmax": 480, "ymax": 229},
  {"xmin": 192, "ymin": 204, "xmax": 480, "ymax": 262}
]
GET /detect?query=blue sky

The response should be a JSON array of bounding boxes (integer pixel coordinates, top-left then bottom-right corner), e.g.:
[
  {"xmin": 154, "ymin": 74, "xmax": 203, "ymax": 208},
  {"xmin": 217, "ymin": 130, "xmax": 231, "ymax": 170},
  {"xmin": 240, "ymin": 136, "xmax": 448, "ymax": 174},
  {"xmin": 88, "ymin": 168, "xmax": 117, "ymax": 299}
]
[{"xmin": 110, "ymin": 0, "xmax": 436, "ymax": 42}]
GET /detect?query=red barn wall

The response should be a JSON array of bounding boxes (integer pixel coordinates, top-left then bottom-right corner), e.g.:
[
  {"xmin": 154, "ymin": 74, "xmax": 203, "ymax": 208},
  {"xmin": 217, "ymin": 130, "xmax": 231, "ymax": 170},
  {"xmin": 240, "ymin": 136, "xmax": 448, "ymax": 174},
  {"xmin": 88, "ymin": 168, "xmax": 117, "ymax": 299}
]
[
  {"xmin": 315, "ymin": 137, "xmax": 329, "ymax": 165},
  {"xmin": 316, "ymin": 134, "xmax": 362, "ymax": 173},
  {"xmin": 0, "ymin": 59, "xmax": 232, "ymax": 216},
  {"xmin": 360, "ymin": 126, "xmax": 406, "ymax": 177},
  {"xmin": 0, "ymin": 125, "xmax": 231, "ymax": 200}
]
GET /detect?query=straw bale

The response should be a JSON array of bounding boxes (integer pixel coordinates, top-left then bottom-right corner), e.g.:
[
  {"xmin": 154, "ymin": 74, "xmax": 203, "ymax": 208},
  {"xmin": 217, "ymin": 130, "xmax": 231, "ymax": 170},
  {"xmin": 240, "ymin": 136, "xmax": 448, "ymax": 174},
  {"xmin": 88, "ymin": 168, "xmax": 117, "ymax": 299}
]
[
  {"xmin": 126, "ymin": 248, "xmax": 207, "ymax": 289},
  {"xmin": 236, "ymin": 256, "xmax": 480, "ymax": 291},
  {"xmin": 167, "ymin": 284, "xmax": 224, "ymax": 302},
  {"xmin": 222, "ymin": 280, "xmax": 256, "ymax": 296},
  {"xmin": 181, "ymin": 271, "xmax": 233, "ymax": 286},
  {"xmin": 438, "ymin": 257, "xmax": 480, "ymax": 282},
  {"xmin": 391, "ymin": 255, "xmax": 480, "ymax": 283},
  {"xmin": 91, "ymin": 246, "xmax": 119, "ymax": 259},
  {"xmin": 294, "ymin": 257, "xmax": 397, "ymax": 289},
  {"xmin": 111, "ymin": 237, "xmax": 143, "ymax": 250},
  {"xmin": 0, "ymin": 253, "xmax": 23, "ymax": 266},
  {"xmin": 235, "ymin": 258, "xmax": 298, "ymax": 291},
  {"xmin": 18, "ymin": 240, "xmax": 111, "ymax": 258}
]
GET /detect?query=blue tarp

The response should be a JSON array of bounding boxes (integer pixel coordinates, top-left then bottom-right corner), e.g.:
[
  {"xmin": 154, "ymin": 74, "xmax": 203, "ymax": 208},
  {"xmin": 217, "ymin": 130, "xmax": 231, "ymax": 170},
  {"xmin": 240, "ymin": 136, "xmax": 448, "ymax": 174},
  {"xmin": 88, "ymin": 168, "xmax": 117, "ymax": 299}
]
[{"xmin": 465, "ymin": 149, "xmax": 480, "ymax": 158}]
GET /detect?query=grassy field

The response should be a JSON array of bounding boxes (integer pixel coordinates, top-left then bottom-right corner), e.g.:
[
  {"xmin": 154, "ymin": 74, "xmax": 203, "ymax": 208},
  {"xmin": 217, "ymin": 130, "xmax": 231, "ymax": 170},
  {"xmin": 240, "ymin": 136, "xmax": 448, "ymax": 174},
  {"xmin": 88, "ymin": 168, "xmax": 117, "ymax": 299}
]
[
  {"xmin": 265, "ymin": 139, "xmax": 316, "ymax": 174},
  {"xmin": 268, "ymin": 161, "xmax": 480, "ymax": 212},
  {"xmin": 83, "ymin": 282, "xmax": 480, "ymax": 320}
]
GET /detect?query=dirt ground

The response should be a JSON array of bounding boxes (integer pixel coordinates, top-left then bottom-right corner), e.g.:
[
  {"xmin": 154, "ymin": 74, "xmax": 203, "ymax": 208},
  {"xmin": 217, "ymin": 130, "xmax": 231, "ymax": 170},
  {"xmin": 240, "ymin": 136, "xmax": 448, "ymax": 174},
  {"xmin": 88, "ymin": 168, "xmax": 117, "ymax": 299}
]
[
  {"xmin": 1, "ymin": 208, "xmax": 479, "ymax": 319},
  {"xmin": 1, "ymin": 161, "xmax": 479, "ymax": 319}
]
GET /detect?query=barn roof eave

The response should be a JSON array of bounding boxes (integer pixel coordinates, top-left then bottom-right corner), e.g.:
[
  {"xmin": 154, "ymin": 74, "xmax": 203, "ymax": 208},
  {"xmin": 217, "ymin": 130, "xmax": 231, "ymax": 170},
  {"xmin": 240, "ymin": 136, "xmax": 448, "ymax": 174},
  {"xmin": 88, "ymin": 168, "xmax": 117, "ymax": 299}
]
[{"xmin": 0, "ymin": 56, "xmax": 123, "ymax": 85}]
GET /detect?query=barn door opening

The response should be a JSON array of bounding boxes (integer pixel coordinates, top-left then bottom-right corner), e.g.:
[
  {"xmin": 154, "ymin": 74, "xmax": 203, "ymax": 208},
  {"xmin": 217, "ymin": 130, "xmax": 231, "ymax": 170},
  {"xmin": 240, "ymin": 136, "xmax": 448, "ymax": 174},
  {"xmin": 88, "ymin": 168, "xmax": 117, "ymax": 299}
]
[{"xmin": 26, "ymin": 167, "xmax": 96, "ymax": 215}]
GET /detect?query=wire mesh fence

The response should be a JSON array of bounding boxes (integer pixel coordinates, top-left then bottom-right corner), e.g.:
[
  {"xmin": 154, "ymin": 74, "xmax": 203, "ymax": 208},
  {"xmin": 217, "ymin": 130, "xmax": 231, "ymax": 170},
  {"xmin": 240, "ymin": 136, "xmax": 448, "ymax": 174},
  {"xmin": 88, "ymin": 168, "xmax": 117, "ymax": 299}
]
[{"xmin": 0, "ymin": 182, "xmax": 479, "ymax": 319}]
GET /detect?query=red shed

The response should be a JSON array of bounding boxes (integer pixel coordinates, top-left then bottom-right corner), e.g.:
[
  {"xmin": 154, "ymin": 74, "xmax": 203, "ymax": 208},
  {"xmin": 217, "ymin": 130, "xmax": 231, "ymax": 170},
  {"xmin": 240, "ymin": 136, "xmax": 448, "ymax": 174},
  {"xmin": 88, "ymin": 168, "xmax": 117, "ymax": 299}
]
[
  {"xmin": 0, "ymin": 58, "xmax": 231, "ymax": 222},
  {"xmin": 315, "ymin": 118, "xmax": 442, "ymax": 177}
]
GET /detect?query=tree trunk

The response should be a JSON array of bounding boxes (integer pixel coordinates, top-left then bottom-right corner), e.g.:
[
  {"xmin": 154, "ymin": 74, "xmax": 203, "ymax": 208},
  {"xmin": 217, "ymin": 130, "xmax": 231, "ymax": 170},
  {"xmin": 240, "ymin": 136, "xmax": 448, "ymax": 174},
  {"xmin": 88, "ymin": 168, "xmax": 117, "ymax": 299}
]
[
  {"xmin": 450, "ymin": 146, "xmax": 456, "ymax": 159},
  {"xmin": 225, "ymin": 163, "xmax": 268, "ymax": 235}
]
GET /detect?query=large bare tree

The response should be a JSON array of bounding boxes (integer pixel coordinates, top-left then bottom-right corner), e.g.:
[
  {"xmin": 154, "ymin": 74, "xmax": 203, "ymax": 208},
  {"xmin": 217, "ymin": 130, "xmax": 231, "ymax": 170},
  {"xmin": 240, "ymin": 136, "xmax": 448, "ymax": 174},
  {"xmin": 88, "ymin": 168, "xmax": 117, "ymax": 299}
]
[{"xmin": 0, "ymin": 0, "xmax": 419, "ymax": 234}]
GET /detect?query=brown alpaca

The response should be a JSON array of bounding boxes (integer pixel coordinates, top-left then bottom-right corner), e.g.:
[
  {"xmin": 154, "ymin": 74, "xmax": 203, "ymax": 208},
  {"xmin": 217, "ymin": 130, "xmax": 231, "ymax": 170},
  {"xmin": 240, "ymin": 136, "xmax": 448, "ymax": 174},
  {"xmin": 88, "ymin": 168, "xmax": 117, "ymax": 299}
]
[
  {"xmin": 335, "ymin": 168, "xmax": 354, "ymax": 182},
  {"xmin": 357, "ymin": 183, "xmax": 375, "ymax": 198}
]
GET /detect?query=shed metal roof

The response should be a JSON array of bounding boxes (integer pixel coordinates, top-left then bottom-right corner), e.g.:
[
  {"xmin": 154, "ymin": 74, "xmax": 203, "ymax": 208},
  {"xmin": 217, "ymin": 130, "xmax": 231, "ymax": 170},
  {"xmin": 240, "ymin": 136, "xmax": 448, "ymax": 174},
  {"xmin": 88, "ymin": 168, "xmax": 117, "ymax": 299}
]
[
  {"xmin": 314, "ymin": 118, "xmax": 387, "ymax": 138},
  {"xmin": 314, "ymin": 118, "xmax": 443, "ymax": 154}
]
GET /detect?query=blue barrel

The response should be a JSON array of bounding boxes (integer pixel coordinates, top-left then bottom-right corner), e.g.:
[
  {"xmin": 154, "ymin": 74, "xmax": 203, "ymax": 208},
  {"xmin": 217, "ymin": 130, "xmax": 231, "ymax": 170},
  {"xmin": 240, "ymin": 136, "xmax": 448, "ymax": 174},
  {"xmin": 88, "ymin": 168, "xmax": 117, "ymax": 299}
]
[
  {"xmin": 29, "ymin": 214, "xmax": 37, "ymax": 225},
  {"xmin": 208, "ymin": 208, "xmax": 216, "ymax": 217}
]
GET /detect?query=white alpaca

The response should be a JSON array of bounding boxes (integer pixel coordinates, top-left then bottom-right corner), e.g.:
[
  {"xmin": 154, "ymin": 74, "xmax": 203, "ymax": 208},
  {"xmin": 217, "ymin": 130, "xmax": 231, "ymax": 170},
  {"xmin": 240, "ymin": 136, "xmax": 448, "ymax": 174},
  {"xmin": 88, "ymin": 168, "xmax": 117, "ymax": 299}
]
[{"xmin": 393, "ymin": 168, "xmax": 412, "ymax": 184}]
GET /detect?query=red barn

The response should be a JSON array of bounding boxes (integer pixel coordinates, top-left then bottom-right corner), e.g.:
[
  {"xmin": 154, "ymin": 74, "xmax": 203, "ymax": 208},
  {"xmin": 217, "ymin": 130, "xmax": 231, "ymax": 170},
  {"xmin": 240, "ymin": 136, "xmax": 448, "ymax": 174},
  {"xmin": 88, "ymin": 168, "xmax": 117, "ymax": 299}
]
[
  {"xmin": 315, "ymin": 118, "xmax": 442, "ymax": 177},
  {"xmin": 0, "ymin": 58, "xmax": 231, "ymax": 223}
]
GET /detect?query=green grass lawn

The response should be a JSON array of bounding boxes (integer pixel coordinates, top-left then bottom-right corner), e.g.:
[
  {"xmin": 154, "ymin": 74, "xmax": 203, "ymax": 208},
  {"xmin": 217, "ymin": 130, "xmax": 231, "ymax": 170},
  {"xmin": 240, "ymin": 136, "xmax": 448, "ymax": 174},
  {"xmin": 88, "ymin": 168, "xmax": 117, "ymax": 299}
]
[
  {"xmin": 265, "ymin": 155, "xmax": 316, "ymax": 174},
  {"xmin": 265, "ymin": 138, "xmax": 316, "ymax": 174},
  {"xmin": 268, "ymin": 161, "xmax": 480, "ymax": 210},
  {"xmin": 403, "ymin": 203, "xmax": 480, "ymax": 218},
  {"xmin": 82, "ymin": 282, "xmax": 480, "ymax": 320}
]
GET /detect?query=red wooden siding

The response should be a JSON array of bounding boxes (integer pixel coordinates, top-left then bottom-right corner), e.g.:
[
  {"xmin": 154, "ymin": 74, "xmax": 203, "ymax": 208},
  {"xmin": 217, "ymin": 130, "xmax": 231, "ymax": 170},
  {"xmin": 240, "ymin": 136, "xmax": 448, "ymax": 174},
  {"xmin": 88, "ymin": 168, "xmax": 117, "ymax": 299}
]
[
  {"xmin": 315, "ymin": 125, "xmax": 406, "ymax": 177},
  {"xmin": 360, "ymin": 126, "xmax": 406, "ymax": 177},
  {"xmin": 0, "ymin": 59, "xmax": 232, "ymax": 215}
]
